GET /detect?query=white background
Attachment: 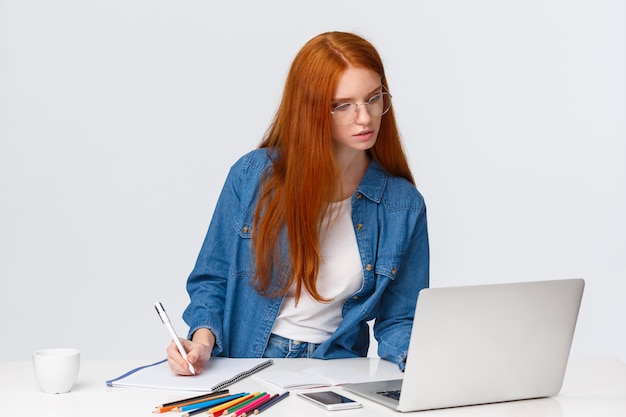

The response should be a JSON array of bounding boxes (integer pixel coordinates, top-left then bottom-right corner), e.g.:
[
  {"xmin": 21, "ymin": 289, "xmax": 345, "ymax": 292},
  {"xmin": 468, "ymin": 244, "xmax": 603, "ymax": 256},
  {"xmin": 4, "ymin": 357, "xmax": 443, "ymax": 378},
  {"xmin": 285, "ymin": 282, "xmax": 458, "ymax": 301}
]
[{"xmin": 1, "ymin": 1, "xmax": 624, "ymax": 363}]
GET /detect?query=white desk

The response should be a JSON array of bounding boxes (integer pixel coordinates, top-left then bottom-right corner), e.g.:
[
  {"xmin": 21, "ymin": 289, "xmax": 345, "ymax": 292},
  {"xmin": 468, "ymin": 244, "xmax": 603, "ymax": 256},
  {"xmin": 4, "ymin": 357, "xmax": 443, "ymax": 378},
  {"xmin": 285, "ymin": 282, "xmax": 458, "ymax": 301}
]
[{"xmin": 1, "ymin": 357, "xmax": 625, "ymax": 416}]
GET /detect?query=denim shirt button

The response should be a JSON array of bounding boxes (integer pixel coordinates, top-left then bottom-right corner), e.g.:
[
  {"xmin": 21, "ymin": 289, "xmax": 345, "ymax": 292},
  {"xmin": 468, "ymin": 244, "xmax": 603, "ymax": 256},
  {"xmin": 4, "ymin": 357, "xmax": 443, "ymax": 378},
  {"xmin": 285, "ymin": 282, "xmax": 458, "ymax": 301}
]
[
  {"xmin": 352, "ymin": 295, "xmax": 359, "ymax": 300},
  {"xmin": 391, "ymin": 267, "xmax": 398, "ymax": 275},
  {"xmin": 242, "ymin": 226, "xmax": 249, "ymax": 234},
  {"xmin": 356, "ymin": 223, "xmax": 363, "ymax": 231},
  {"xmin": 356, "ymin": 193, "xmax": 362, "ymax": 200},
  {"xmin": 365, "ymin": 264, "xmax": 373, "ymax": 271}
]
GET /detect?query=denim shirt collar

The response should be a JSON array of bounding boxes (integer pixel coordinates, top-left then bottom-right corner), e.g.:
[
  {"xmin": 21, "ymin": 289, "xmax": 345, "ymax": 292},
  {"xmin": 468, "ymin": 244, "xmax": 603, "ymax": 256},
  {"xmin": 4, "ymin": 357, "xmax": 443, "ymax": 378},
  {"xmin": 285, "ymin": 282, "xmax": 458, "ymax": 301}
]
[
  {"xmin": 261, "ymin": 147, "xmax": 389, "ymax": 203},
  {"xmin": 356, "ymin": 158, "xmax": 388, "ymax": 204}
]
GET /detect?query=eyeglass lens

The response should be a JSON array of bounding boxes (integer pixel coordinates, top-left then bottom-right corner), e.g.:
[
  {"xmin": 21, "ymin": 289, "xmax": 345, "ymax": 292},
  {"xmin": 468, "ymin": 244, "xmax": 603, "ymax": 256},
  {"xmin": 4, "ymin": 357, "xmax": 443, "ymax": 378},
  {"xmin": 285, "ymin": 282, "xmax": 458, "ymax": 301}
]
[{"xmin": 331, "ymin": 92, "xmax": 391, "ymax": 126}]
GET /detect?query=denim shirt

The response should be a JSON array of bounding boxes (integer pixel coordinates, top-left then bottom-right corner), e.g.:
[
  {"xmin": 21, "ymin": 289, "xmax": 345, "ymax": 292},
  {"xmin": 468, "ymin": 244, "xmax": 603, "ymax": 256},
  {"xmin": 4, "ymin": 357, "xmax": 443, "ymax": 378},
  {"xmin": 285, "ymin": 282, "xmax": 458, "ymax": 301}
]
[{"xmin": 183, "ymin": 148, "xmax": 429, "ymax": 369}]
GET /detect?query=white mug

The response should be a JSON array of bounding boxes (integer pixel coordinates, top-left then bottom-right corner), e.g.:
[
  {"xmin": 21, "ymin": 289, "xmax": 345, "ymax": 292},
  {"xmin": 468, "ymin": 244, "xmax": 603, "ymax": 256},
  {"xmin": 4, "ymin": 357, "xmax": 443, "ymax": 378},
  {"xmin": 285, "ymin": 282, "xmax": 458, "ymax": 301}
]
[{"xmin": 32, "ymin": 348, "xmax": 80, "ymax": 394}]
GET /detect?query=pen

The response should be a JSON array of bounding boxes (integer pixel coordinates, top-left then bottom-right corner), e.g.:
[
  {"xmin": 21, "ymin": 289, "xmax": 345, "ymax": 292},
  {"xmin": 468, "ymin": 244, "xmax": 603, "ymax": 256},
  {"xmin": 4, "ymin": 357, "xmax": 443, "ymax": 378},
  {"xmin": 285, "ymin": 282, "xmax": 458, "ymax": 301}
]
[{"xmin": 154, "ymin": 301, "xmax": 195, "ymax": 375}]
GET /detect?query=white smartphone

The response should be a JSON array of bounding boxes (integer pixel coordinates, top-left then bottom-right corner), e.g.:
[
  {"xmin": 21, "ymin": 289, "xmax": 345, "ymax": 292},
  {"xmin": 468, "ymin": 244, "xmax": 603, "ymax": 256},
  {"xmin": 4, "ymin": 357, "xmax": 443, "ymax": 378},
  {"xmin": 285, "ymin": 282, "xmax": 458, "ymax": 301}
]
[{"xmin": 297, "ymin": 390, "xmax": 363, "ymax": 411}]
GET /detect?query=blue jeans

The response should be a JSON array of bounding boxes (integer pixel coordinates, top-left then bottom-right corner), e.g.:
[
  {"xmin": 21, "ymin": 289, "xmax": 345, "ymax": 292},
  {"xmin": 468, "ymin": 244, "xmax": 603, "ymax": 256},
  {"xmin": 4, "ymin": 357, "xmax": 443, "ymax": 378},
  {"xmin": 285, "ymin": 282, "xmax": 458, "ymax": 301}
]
[{"xmin": 262, "ymin": 334, "xmax": 321, "ymax": 358}]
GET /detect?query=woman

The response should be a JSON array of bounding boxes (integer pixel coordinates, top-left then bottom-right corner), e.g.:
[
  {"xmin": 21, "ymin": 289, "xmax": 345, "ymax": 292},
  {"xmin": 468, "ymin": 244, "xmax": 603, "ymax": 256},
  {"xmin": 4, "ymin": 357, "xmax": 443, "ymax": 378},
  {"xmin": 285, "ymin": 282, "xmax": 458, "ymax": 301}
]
[{"xmin": 167, "ymin": 31, "xmax": 429, "ymax": 374}]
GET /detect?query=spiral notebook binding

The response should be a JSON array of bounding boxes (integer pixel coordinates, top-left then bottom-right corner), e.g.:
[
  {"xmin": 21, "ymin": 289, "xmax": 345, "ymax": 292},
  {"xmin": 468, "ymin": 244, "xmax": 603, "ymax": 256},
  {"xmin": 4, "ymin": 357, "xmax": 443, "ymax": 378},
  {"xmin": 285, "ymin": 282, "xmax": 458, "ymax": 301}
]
[{"xmin": 211, "ymin": 359, "xmax": 274, "ymax": 392}]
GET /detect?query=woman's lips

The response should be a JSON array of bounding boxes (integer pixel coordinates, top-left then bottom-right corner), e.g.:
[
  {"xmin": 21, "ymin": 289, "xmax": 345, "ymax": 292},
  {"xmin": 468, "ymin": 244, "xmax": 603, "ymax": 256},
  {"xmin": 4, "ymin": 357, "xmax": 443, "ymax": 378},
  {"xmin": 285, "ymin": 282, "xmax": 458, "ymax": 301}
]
[{"xmin": 354, "ymin": 130, "xmax": 374, "ymax": 141}]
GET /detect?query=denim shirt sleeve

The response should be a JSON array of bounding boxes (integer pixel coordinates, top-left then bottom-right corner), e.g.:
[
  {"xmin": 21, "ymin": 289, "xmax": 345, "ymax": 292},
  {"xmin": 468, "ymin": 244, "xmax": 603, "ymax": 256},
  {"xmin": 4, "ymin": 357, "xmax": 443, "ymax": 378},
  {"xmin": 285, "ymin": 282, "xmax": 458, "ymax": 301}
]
[
  {"xmin": 366, "ymin": 175, "xmax": 430, "ymax": 370},
  {"xmin": 182, "ymin": 150, "xmax": 268, "ymax": 355}
]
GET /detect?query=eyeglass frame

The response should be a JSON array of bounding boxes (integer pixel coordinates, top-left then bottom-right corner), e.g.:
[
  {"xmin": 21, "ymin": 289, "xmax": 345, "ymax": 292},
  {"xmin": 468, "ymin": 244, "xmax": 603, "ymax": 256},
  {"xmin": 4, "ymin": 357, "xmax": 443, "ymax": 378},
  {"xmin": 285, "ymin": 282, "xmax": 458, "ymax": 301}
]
[{"xmin": 330, "ymin": 86, "xmax": 392, "ymax": 126}]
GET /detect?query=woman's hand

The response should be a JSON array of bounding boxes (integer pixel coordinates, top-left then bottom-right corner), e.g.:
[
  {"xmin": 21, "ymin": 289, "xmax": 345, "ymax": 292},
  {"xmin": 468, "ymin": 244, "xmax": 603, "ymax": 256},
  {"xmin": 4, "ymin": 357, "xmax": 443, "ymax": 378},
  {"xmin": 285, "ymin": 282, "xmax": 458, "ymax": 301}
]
[{"xmin": 166, "ymin": 328, "xmax": 215, "ymax": 375}]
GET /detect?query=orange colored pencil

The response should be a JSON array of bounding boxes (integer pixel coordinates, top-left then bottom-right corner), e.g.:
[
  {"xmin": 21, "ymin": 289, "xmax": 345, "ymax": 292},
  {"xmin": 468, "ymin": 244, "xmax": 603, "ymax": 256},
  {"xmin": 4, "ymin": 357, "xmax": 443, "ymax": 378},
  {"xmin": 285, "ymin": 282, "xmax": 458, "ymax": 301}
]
[
  {"xmin": 220, "ymin": 392, "xmax": 266, "ymax": 415},
  {"xmin": 230, "ymin": 393, "xmax": 270, "ymax": 417},
  {"xmin": 208, "ymin": 393, "xmax": 257, "ymax": 416}
]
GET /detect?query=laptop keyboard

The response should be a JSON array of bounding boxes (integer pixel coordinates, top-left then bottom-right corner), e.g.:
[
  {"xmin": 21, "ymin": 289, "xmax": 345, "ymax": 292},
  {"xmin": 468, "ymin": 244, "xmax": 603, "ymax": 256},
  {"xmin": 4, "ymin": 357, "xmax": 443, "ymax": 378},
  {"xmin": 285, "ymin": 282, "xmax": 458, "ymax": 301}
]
[{"xmin": 378, "ymin": 390, "xmax": 401, "ymax": 401}]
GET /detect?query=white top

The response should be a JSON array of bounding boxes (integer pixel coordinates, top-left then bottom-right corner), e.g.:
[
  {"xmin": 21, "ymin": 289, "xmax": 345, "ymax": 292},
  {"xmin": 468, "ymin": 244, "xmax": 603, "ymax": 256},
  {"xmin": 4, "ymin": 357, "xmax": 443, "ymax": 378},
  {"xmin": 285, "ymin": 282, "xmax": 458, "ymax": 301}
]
[{"xmin": 271, "ymin": 197, "xmax": 364, "ymax": 343}]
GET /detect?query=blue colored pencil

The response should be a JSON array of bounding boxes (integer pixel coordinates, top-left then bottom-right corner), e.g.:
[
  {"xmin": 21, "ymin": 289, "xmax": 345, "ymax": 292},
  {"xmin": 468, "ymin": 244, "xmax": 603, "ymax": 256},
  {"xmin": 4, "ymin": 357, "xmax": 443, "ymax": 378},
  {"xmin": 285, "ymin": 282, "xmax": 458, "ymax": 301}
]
[{"xmin": 176, "ymin": 392, "xmax": 248, "ymax": 412}]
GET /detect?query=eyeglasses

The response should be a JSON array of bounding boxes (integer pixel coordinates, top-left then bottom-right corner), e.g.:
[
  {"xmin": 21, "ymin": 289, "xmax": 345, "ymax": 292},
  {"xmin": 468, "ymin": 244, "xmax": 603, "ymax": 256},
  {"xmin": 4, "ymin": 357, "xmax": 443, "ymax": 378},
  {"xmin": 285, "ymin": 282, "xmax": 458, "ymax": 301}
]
[{"xmin": 330, "ymin": 91, "xmax": 392, "ymax": 126}]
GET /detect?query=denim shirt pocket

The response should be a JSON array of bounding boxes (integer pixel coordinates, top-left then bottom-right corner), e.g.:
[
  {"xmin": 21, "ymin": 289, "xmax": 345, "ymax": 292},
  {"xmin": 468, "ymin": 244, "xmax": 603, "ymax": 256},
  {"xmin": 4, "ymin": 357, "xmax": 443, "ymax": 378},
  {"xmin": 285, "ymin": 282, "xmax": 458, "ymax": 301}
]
[
  {"xmin": 374, "ymin": 252, "xmax": 404, "ymax": 282},
  {"xmin": 233, "ymin": 206, "xmax": 254, "ymax": 239}
]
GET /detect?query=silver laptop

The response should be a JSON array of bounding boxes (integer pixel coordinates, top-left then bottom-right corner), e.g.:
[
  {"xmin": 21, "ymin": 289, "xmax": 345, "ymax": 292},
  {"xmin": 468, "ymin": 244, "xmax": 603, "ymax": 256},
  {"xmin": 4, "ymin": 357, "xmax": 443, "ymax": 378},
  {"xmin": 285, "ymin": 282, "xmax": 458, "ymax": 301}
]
[{"xmin": 342, "ymin": 278, "xmax": 585, "ymax": 412}]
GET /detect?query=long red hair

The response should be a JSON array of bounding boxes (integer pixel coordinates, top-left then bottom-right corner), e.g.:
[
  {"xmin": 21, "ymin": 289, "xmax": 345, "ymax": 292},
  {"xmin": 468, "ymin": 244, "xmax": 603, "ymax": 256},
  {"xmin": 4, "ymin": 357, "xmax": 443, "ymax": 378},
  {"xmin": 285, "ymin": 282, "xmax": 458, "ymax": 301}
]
[{"xmin": 253, "ymin": 32, "xmax": 414, "ymax": 301}]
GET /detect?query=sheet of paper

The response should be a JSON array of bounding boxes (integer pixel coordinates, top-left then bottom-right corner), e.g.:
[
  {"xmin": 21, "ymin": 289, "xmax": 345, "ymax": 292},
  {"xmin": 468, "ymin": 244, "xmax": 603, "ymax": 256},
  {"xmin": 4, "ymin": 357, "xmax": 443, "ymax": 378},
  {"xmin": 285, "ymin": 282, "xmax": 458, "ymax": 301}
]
[{"xmin": 254, "ymin": 365, "xmax": 380, "ymax": 389}]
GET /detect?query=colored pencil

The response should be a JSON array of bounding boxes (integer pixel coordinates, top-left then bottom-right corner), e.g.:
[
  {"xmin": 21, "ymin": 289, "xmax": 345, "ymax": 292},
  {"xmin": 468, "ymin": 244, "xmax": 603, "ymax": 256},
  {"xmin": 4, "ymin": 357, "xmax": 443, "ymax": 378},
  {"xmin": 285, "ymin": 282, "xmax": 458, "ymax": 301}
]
[
  {"xmin": 220, "ymin": 392, "xmax": 266, "ymax": 415},
  {"xmin": 181, "ymin": 393, "xmax": 250, "ymax": 417},
  {"xmin": 206, "ymin": 392, "xmax": 256, "ymax": 416},
  {"xmin": 228, "ymin": 393, "xmax": 270, "ymax": 417},
  {"xmin": 153, "ymin": 390, "xmax": 230, "ymax": 413},
  {"xmin": 253, "ymin": 391, "xmax": 289, "ymax": 414},
  {"xmin": 176, "ymin": 392, "xmax": 249, "ymax": 413},
  {"xmin": 250, "ymin": 393, "xmax": 277, "ymax": 413},
  {"xmin": 184, "ymin": 402, "xmax": 223, "ymax": 417}
]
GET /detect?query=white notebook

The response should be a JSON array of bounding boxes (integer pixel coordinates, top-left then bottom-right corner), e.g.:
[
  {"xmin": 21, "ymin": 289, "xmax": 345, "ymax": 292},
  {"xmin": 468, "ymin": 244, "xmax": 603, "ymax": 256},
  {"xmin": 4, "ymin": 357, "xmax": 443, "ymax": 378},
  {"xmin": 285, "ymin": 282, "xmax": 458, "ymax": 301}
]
[
  {"xmin": 106, "ymin": 357, "xmax": 273, "ymax": 392},
  {"xmin": 254, "ymin": 363, "xmax": 382, "ymax": 389}
]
